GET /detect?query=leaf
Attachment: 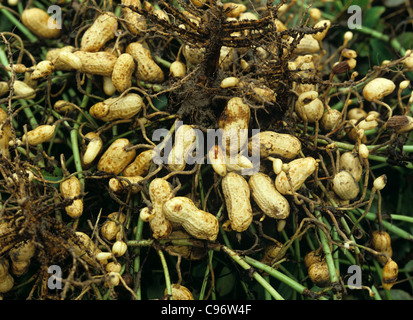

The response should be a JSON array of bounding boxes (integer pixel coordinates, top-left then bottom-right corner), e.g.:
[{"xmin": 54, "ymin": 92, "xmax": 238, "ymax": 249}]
[
  {"xmin": 384, "ymin": 0, "xmax": 406, "ymax": 7},
  {"xmin": 215, "ymin": 265, "xmax": 236, "ymax": 297},
  {"xmin": 369, "ymin": 38, "xmax": 394, "ymax": 65},
  {"xmin": 152, "ymin": 94, "xmax": 168, "ymax": 111},
  {"xmin": 396, "ymin": 32, "xmax": 413, "ymax": 51},
  {"xmin": 386, "ymin": 289, "xmax": 413, "ymax": 300},
  {"xmin": 351, "ymin": 0, "xmax": 371, "ymax": 10},
  {"xmin": 363, "ymin": 6, "xmax": 386, "ymax": 29}
]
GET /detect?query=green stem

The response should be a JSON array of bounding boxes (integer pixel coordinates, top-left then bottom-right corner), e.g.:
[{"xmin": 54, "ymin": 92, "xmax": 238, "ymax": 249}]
[
  {"xmin": 0, "ymin": 7, "xmax": 38, "ymax": 43},
  {"xmin": 158, "ymin": 249, "xmax": 172, "ymax": 299}
]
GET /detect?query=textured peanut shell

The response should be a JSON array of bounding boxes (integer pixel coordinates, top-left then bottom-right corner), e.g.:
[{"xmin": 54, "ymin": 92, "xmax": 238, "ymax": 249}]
[
  {"xmin": 339, "ymin": 152, "xmax": 362, "ymax": 182},
  {"xmin": 112, "ymin": 53, "xmax": 135, "ymax": 93},
  {"xmin": 23, "ymin": 125, "xmax": 55, "ymax": 146},
  {"xmin": 121, "ymin": 0, "xmax": 146, "ymax": 35},
  {"xmin": 163, "ymin": 197, "xmax": 219, "ymax": 241},
  {"xmin": 21, "ymin": 8, "xmax": 61, "ymax": 39},
  {"xmin": 80, "ymin": 13, "xmax": 118, "ymax": 52},
  {"xmin": 123, "ymin": 149, "xmax": 155, "ymax": 177},
  {"xmin": 275, "ymin": 157, "xmax": 317, "ymax": 194},
  {"xmin": 148, "ymin": 178, "xmax": 173, "ymax": 239},
  {"xmin": 219, "ymin": 97, "xmax": 250, "ymax": 155},
  {"xmin": 249, "ymin": 172, "xmax": 290, "ymax": 219},
  {"xmin": 222, "ymin": 172, "xmax": 252, "ymax": 232},
  {"xmin": 90, "ymin": 93, "xmax": 143, "ymax": 121},
  {"xmin": 331, "ymin": 170, "xmax": 360, "ymax": 200},
  {"xmin": 248, "ymin": 131, "xmax": 301, "ymax": 160},
  {"xmin": 82, "ymin": 133, "xmax": 103, "ymax": 166},
  {"xmin": 308, "ymin": 261, "xmax": 330, "ymax": 287},
  {"xmin": 73, "ymin": 51, "xmax": 117, "ymax": 76},
  {"xmin": 60, "ymin": 176, "xmax": 81, "ymax": 198},
  {"xmin": 126, "ymin": 42, "xmax": 164, "ymax": 83},
  {"xmin": 166, "ymin": 284, "xmax": 194, "ymax": 300},
  {"xmin": 109, "ymin": 176, "xmax": 143, "ymax": 193},
  {"xmin": 363, "ymin": 78, "xmax": 395, "ymax": 102},
  {"xmin": 168, "ymin": 125, "xmax": 197, "ymax": 172},
  {"xmin": 97, "ymin": 138, "xmax": 136, "ymax": 174},
  {"xmin": 46, "ymin": 46, "xmax": 77, "ymax": 71},
  {"xmin": 31, "ymin": 61, "xmax": 55, "ymax": 80}
]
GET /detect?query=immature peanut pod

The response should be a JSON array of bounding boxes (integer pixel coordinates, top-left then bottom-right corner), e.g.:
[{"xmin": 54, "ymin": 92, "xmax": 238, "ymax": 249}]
[
  {"xmin": 363, "ymin": 78, "xmax": 396, "ymax": 101},
  {"xmin": 339, "ymin": 152, "xmax": 362, "ymax": 182},
  {"xmin": 182, "ymin": 45, "xmax": 205, "ymax": 65},
  {"xmin": 123, "ymin": 149, "xmax": 155, "ymax": 177},
  {"xmin": 112, "ymin": 53, "xmax": 135, "ymax": 93},
  {"xmin": 60, "ymin": 176, "xmax": 83, "ymax": 219},
  {"xmin": 13, "ymin": 80, "xmax": 36, "ymax": 99},
  {"xmin": 0, "ymin": 128, "xmax": 10, "ymax": 159},
  {"xmin": 260, "ymin": 240, "xmax": 284, "ymax": 268},
  {"xmin": 304, "ymin": 249, "xmax": 323, "ymax": 268},
  {"xmin": 382, "ymin": 259, "xmax": 398, "ymax": 290},
  {"xmin": 163, "ymin": 197, "xmax": 219, "ymax": 241},
  {"xmin": 82, "ymin": 132, "xmax": 103, "ymax": 167},
  {"xmin": 126, "ymin": 42, "xmax": 164, "ymax": 83},
  {"xmin": 275, "ymin": 157, "xmax": 317, "ymax": 194},
  {"xmin": 168, "ymin": 124, "xmax": 197, "ymax": 172},
  {"xmin": 98, "ymin": 138, "xmax": 136, "ymax": 174},
  {"xmin": 22, "ymin": 124, "xmax": 56, "ymax": 146},
  {"xmin": 347, "ymin": 107, "xmax": 367, "ymax": 121},
  {"xmin": 9, "ymin": 240, "xmax": 36, "ymax": 276},
  {"xmin": 371, "ymin": 230, "xmax": 392, "ymax": 265},
  {"xmin": 249, "ymin": 172, "xmax": 290, "ymax": 220},
  {"xmin": 0, "ymin": 82, "xmax": 9, "ymax": 97},
  {"xmin": 321, "ymin": 108, "xmax": 342, "ymax": 131},
  {"xmin": 72, "ymin": 232, "xmax": 103, "ymax": 267},
  {"xmin": 80, "ymin": 13, "xmax": 118, "ymax": 52},
  {"xmin": 248, "ymin": 131, "xmax": 301, "ymax": 160},
  {"xmin": 148, "ymin": 178, "xmax": 174, "ymax": 239},
  {"xmin": 331, "ymin": 170, "xmax": 359, "ymax": 200},
  {"xmin": 222, "ymin": 172, "xmax": 253, "ymax": 232},
  {"xmin": 121, "ymin": 0, "xmax": 146, "ymax": 36},
  {"xmin": 291, "ymin": 34, "xmax": 320, "ymax": 55},
  {"xmin": 73, "ymin": 51, "xmax": 118, "ymax": 76},
  {"xmin": 308, "ymin": 260, "xmax": 330, "ymax": 288},
  {"xmin": 101, "ymin": 212, "xmax": 126, "ymax": 241},
  {"xmin": 53, "ymin": 100, "xmax": 77, "ymax": 113},
  {"xmin": 225, "ymin": 153, "xmax": 254, "ymax": 174},
  {"xmin": 21, "ymin": 8, "xmax": 61, "ymax": 39},
  {"xmin": 295, "ymin": 91, "xmax": 324, "ymax": 123},
  {"xmin": 112, "ymin": 241, "xmax": 128, "ymax": 257},
  {"xmin": 31, "ymin": 60, "xmax": 55, "ymax": 80},
  {"xmin": 312, "ymin": 20, "xmax": 331, "ymax": 41},
  {"xmin": 219, "ymin": 97, "xmax": 250, "ymax": 155},
  {"xmin": 170, "ymin": 60, "xmax": 187, "ymax": 78},
  {"xmin": 165, "ymin": 230, "xmax": 207, "ymax": 260},
  {"xmin": 90, "ymin": 93, "xmax": 144, "ymax": 122},
  {"xmin": 387, "ymin": 115, "xmax": 413, "ymax": 134},
  {"xmin": 166, "ymin": 284, "xmax": 194, "ymax": 300}
]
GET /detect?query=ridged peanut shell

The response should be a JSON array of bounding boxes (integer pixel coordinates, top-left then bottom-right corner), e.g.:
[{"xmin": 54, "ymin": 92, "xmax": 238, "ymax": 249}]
[
  {"xmin": 275, "ymin": 157, "xmax": 317, "ymax": 194},
  {"xmin": 80, "ymin": 13, "xmax": 118, "ymax": 52},
  {"xmin": 248, "ymin": 131, "xmax": 301, "ymax": 160},
  {"xmin": 163, "ymin": 197, "xmax": 219, "ymax": 241},
  {"xmin": 73, "ymin": 51, "xmax": 117, "ymax": 76},
  {"xmin": 123, "ymin": 149, "xmax": 155, "ymax": 177},
  {"xmin": 121, "ymin": 0, "xmax": 146, "ymax": 35},
  {"xmin": 148, "ymin": 178, "xmax": 173, "ymax": 239},
  {"xmin": 166, "ymin": 284, "xmax": 194, "ymax": 300},
  {"xmin": 339, "ymin": 152, "xmax": 362, "ymax": 182},
  {"xmin": 363, "ymin": 78, "xmax": 396, "ymax": 102},
  {"xmin": 126, "ymin": 42, "xmax": 164, "ymax": 83},
  {"xmin": 98, "ymin": 138, "xmax": 136, "ymax": 174},
  {"xmin": 331, "ymin": 170, "xmax": 359, "ymax": 200},
  {"xmin": 168, "ymin": 124, "xmax": 197, "ymax": 172},
  {"xmin": 23, "ymin": 125, "xmax": 55, "ymax": 145},
  {"xmin": 382, "ymin": 259, "xmax": 398, "ymax": 290},
  {"xmin": 222, "ymin": 172, "xmax": 253, "ymax": 232},
  {"xmin": 109, "ymin": 176, "xmax": 143, "ymax": 194},
  {"xmin": 249, "ymin": 172, "xmax": 290, "ymax": 219},
  {"xmin": 112, "ymin": 53, "xmax": 135, "ymax": 93},
  {"xmin": 21, "ymin": 8, "xmax": 61, "ymax": 39},
  {"xmin": 90, "ymin": 93, "xmax": 143, "ymax": 122}
]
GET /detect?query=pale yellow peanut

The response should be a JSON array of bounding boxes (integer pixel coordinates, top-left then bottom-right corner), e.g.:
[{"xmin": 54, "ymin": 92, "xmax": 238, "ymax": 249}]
[
  {"xmin": 339, "ymin": 152, "xmax": 362, "ymax": 182},
  {"xmin": 222, "ymin": 172, "xmax": 252, "ymax": 232},
  {"xmin": 9, "ymin": 240, "xmax": 36, "ymax": 276},
  {"xmin": 89, "ymin": 93, "xmax": 144, "ymax": 122},
  {"xmin": 126, "ymin": 42, "xmax": 164, "ymax": 83},
  {"xmin": 13, "ymin": 80, "xmax": 36, "ymax": 99},
  {"xmin": 363, "ymin": 78, "xmax": 396, "ymax": 102},
  {"xmin": 248, "ymin": 131, "xmax": 301, "ymax": 160},
  {"xmin": 123, "ymin": 149, "xmax": 155, "ymax": 177},
  {"xmin": 275, "ymin": 157, "xmax": 317, "ymax": 195},
  {"xmin": 112, "ymin": 53, "xmax": 135, "ymax": 93},
  {"xmin": 168, "ymin": 124, "xmax": 197, "ymax": 172},
  {"xmin": 208, "ymin": 145, "xmax": 226, "ymax": 177},
  {"xmin": 46, "ymin": 46, "xmax": 78, "ymax": 71},
  {"xmin": 170, "ymin": 61, "xmax": 186, "ymax": 78},
  {"xmin": 249, "ymin": 172, "xmax": 290, "ymax": 219},
  {"xmin": 219, "ymin": 97, "xmax": 250, "ymax": 155},
  {"xmin": 148, "ymin": 178, "xmax": 174, "ymax": 239},
  {"xmin": 331, "ymin": 170, "xmax": 360, "ymax": 200},
  {"xmin": 0, "ymin": 128, "xmax": 10, "ymax": 158},
  {"xmin": 81, "ymin": 13, "xmax": 118, "ymax": 52},
  {"xmin": 101, "ymin": 212, "xmax": 126, "ymax": 241},
  {"xmin": 98, "ymin": 138, "xmax": 136, "ymax": 174},
  {"xmin": 21, "ymin": 8, "xmax": 61, "ymax": 39},
  {"xmin": 60, "ymin": 176, "xmax": 83, "ymax": 219},
  {"xmin": 22, "ymin": 124, "xmax": 56, "ymax": 146},
  {"xmin": 295, "ymin": 91, "xmax": 324, "ymax": 123},
  {"xmin": 121, "ymin": 0, "xmax": 146, "ymax": 36},
  {"xmin": 82, "ymin": 132, "xmax": 103, "ymax": 167},
  {"xmin": 163, "ymin": 197, "xmax": 219, "ymax": 241},
  {"xmin": 73, "ymin": 51, "xmax": 118, "ymax": 76},
  {"xmin": 31, "ymin": 60, "xmax": 55, "ymax": 80}
]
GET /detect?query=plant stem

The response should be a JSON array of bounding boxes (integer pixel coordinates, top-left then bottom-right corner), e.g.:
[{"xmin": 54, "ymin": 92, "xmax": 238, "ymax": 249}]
[{"xmin": 158, "ymin": 249, "xmax": 172, "ymax": 299}]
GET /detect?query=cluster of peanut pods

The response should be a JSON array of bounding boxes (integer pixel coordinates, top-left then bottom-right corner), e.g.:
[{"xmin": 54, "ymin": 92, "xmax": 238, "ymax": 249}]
[{"xmin": 0, "ymin": 0, "xmax": 413, "ymax": 299}]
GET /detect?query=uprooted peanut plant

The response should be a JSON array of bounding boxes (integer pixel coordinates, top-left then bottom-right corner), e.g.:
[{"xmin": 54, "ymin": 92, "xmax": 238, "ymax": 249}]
[{"xmin": 0, "ymin": 0, "xmax": 413, "ymax": 300}]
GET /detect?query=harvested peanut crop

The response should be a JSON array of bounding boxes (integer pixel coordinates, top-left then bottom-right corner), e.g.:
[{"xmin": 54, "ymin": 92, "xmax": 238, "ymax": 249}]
[{"xmin": 0, "ymin": 0, "xmax": 413, "ymax": 302}]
